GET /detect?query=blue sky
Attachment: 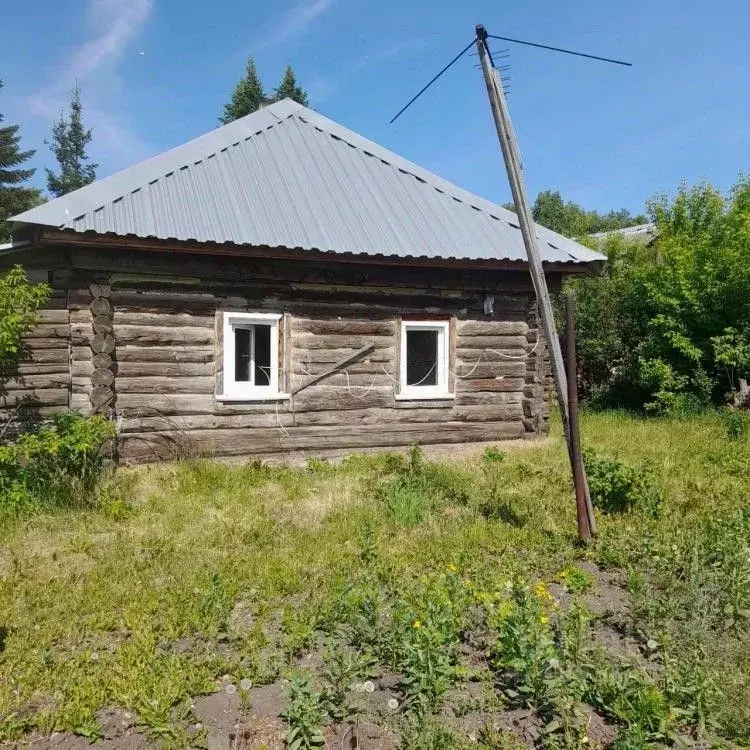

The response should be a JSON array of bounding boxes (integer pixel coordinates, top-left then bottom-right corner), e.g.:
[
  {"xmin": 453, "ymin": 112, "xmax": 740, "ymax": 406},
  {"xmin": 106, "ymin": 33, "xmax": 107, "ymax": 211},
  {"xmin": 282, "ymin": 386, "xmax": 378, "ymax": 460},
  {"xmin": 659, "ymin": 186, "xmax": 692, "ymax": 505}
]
[{"xmin": 3, "ymin": 0, "xmax": 748, "ymax": 215}]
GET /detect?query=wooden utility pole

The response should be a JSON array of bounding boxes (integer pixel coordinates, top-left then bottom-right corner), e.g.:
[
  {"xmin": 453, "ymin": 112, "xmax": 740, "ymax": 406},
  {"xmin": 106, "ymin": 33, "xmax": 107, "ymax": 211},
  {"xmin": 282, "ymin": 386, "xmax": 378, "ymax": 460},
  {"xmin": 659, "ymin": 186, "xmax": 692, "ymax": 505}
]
[
  {"xmin": 566, "ymin": 291, "xmax": 593, "ymax": 540},
  {"xmin": 475, "ymin": 24, "xmax": 596, "ymax": 539}
]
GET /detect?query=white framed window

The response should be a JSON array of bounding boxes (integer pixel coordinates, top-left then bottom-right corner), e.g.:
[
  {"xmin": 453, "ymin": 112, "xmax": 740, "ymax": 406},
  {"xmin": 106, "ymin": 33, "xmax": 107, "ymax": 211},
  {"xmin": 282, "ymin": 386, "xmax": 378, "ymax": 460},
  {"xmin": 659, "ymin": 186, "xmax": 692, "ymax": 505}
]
[
  {"xmin": 219, "ymin": 312, "xmax": 288, "ymax": 401},
  {"xmin": 397, "ymin": 320, "xmax": 453, "ymax": 400}
]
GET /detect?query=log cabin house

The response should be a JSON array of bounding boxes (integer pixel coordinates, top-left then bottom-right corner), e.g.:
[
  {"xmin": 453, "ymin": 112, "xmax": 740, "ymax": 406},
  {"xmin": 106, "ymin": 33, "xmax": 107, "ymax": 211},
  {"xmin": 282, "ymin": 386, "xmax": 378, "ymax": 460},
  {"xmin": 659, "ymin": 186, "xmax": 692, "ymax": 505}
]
[{"xmin": 2, "ymin": 99, "xmax": 604, "ymax": 463}]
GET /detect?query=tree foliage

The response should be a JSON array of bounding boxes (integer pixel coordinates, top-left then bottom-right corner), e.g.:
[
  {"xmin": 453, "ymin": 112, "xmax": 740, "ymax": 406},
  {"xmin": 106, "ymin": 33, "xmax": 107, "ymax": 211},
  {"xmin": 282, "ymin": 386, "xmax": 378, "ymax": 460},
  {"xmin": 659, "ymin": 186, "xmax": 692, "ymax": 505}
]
[
  {"xmin": 532, "ymin": 190, "xmax": 647, "ymax": 238},
  {"xmin": 0, "ymin": 265, "xmax": 50, "ymax": 374},
  {"xmin": 46, "ymin": 84, "xmax": 97, "ymax": 198},
  {"xmin": 568, "ymin": 177, "xmax": 750, "ymax": 413},
  {"xmin": 0, "ymin": 80, "xmax": 41, "ymax": 240},
  {"xmin": 273, "ymin": 66, "xmax": 308, "ymax": 107},
  {"xmin": 220, "ymin": 58, "xmax": 309, "ymax": 124}
]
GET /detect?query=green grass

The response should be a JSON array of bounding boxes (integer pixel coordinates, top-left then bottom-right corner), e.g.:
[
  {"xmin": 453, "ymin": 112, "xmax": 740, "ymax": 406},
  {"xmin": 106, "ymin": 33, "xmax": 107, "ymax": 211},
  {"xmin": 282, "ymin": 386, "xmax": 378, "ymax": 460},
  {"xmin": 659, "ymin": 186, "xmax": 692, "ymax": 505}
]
[{"xmin": 0, "ymin": 411, "xmax": 749, "ymax": 747}]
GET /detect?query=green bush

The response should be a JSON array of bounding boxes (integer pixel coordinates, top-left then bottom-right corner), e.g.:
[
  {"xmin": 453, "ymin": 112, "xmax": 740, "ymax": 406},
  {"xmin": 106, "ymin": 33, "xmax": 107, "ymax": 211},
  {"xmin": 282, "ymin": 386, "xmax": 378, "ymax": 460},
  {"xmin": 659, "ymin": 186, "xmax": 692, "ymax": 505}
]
[
  {"xmin": 567, "ymin": 177, "xmax": 750, "ymax": 412},
  {"xmin": 0, "ymin": 412, "xmax": 115, "ymax": 514},
  {"xmin": 584, "ymin": 449, "xmax": 663, "ymax": 517}
]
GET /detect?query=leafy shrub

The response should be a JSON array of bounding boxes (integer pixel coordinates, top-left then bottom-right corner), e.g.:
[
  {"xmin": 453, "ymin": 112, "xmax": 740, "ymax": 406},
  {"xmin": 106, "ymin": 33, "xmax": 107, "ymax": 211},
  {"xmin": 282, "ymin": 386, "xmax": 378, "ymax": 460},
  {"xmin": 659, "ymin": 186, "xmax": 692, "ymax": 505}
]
[
  {"xmin": 0, "ymin": 265, "xmax": 50, "ymax": 372},
  {"xmin": 584, "ymin": 449, "xmax": 664, "ymax": 517},
  {"xmin": 567, "ymin": 178, "xmax": 750, "ymax": 410},
  {"xmin": 0, "ymin": 412, "xmax": 115, "ymax": 514}
]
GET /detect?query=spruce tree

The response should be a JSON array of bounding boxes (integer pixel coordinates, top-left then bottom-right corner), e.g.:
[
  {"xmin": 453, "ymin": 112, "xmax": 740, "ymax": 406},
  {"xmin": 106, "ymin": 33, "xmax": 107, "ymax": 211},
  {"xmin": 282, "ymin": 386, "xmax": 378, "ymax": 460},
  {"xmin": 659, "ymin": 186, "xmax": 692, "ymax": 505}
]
[
  {"xmin": 220, "ymin": 57, "xmax": 268, "ymax": 124},
  {"xmin": 273, "ymin": 66, "xmax": 308, "ymax": 106},
  {"xmin": 0, "ymin": 80, "xmax": 41, "ymax": 240},
  {"xmin": 46, "ymin": 84, "xmax": 97, "ymax": 198}
]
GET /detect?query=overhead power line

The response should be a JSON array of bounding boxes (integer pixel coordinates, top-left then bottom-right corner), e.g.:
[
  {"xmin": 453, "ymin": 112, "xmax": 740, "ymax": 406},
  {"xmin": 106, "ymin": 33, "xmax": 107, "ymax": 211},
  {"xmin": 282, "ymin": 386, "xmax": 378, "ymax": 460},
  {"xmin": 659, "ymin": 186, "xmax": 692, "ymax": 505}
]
[
  {"xmin": 389, "ymin": 38, "xmax": 476, "ymax": 123},
  {"xmin": 487, "ymin": 33, "xmax": 632, "ymax": 67}
]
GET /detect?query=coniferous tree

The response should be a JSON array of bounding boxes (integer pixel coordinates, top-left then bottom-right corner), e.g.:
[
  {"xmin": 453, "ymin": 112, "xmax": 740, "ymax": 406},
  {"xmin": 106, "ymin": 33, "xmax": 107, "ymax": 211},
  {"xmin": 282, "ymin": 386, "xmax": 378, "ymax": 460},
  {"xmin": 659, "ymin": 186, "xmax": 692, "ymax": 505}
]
[
  {"xmin": 220, "ymin": 57, "xmax": 268, "ymax": 124},
  {"xmin": 273, "ymin": 66, "xmax": 308, "ymax": 106},
  {"xmin": 0, "ymin": 80, "xmax": 41, "ymax": 240},
  {"xmin": 46, "ymin": 84, "xmax": 97, "ymax": 198}
]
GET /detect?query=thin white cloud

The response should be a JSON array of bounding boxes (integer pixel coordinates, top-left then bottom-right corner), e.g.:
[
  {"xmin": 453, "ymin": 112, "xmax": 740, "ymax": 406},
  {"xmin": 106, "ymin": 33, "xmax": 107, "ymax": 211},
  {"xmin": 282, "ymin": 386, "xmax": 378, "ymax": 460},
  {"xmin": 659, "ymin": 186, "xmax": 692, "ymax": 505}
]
[
  {"xmin": 67, "ymin": 0, "xmax": 153, "ymax": 80},
  {"xmin": 28, "ymin": 0, "xmax": 154, "ymax": 171},
  {"xmin": 254, "ymin": 0, "xmax": 334, "ymax": 52}
]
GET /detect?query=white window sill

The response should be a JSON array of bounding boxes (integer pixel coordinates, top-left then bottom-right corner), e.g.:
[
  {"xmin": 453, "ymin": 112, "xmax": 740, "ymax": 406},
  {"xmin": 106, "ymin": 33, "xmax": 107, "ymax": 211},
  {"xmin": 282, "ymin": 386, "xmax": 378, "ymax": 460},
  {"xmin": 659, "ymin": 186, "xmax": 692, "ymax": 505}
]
[
  {"xmin": 395, "ymin": 392, "xmax": 456, "ymax": 402},
  {"xmin": 215, "ymin": 392, "xmax": 291, "ymax": 403}
]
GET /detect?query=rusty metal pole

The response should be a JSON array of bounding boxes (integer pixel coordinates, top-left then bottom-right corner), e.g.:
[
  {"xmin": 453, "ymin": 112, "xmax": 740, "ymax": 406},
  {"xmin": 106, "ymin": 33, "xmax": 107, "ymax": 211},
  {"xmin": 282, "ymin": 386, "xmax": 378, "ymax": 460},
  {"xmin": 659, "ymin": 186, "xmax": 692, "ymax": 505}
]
[{"xmin": 566, "ymin": 291, "xmax": 594, "ymax": 541}]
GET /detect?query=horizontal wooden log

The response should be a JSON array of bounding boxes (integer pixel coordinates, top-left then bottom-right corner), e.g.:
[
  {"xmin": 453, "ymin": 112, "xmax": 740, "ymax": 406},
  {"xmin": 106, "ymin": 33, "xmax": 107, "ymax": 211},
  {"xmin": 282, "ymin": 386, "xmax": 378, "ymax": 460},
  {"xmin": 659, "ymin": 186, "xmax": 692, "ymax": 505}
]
[
  {"xmin": 457, "ymin": 321, "xmax": 529, "ymax": 336},
  {"xmin": 18, "ymin": 348, "xmax": 69, "ymax": 364},
  {"xmin": 453, "ymin": 362, "xmax": 527, "ymax": 379},
  {"xmin": 71, "ymin": 361, "xmax": 94, "ymax": 377},
  {"xmin": 115, "ymin": 376, "xmax": 214, "ymax": 394},
  {"xmin": 116, "ymin": 394, "xmax": 288, "ymax": 417},
  {"xmin": 456, "ymin": 377, "xmax": 526, "ymax": 392},
  {"xmin": 292, "ymin": 346, "xmax": 395, "ymax": 364},
  {"xmin": 70, "ymin": 310, "xmax": 92, "ymax": 324},
  {"xmin": 70, "ymin": 393, "xmax": 93, "ymax": 414},
  {"xmin": 72, "ymin": 346, "xmax": 93, "ymax": 362},
  {"xmin": 113, "ymin": 312, "xmax": 214, "ymax": 328},
  {"xmin": 292, "ymin": 387, "xmax": 394, "ymax": 412},
  {"xmin": 291, "ymin": 362, "xmax": 396, "ymax": 377},
  {"xmin": 119, "ymin": 412, "xmax": 295, "ymax": 433},
  {"xmin": 14, "ymin": 362, "xmax": 70, "ymax": 375},
  {"xmin": 2, "ymin": 373, "xmax": 71, "ymax": 390},
  {"xmin": 455, "ymin": 392, "xmax": 524, "ymax": 406},
  {"xmin": 24, "ymin": 324, "xmax": 70, "ymax": 339},
  {"xmin": 115, "ymin": 361, "xmax": 214, "ymax": 377},
  {"xmin": 456, "ymin": 336, "xmax": 529, "ymax": 350},
  {"xmin": 292, "ymin": 334, "xmax": 392, "ymax": 351},
  {"xmin": 119, "ymin": 421, "xmax": 525, "ymax": 462},
  {"xmin": 115, "ymin": 326, "xmax": 214, "ymax": 346},
  {"xmin": 291, "ymin": 319, "xmax": 396, "ymax": 336},
  {"xmin": 294, "ymin": 404, "xmax": 523, "ymax": 426},
  {"xmin": 24, "ymin": 338, "xmax": 72, "ymax": 350},
  {"xmin": 116, "ymin": 346, "xmax": 215, "ymax": 363},
  {"xmin": 37, "ymin": 310, "xmax": 70, "ymax": 324},
  {"xmin": 456, "ymin": 347, "xmax": 528, "ymax": 361},
  {"xmin": 0, "ymin": 404, "xmax": 69, "ymax": 421},
  {"xmin": 0, "ymin": 390, "xmax": 69, "ymax": 407}
]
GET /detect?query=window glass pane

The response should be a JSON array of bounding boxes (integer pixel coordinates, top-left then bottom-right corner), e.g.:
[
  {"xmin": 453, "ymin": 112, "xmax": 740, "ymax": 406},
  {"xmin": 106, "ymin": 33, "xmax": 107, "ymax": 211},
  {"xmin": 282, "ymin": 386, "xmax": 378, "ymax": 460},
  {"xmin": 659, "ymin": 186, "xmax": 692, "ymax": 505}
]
[
  {"xmin": 406, "ymin": 329, "xmax": 438, "ymax": 386},
  {"xmin": 234, "ymin": 328, "xmax": 251, "ymax": 382},
  {"xmin": 254, "ymin": 324, "xmax": 271, "ymax": 386}
]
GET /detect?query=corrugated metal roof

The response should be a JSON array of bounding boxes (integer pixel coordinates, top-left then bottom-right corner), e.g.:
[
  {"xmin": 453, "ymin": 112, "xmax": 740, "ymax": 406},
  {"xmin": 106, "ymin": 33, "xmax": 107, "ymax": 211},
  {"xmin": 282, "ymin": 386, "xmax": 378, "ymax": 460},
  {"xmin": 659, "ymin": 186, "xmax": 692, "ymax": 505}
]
[{"xmin": 11, "ymin": 99, "xmax": 604, "ymax": 266}]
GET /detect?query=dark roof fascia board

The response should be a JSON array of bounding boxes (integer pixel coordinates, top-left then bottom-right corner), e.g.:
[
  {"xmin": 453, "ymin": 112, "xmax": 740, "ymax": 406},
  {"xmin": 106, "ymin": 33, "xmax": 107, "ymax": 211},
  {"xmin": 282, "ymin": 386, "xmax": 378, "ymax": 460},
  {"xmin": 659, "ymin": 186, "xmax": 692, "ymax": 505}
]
[{"xmin": 39, "ymin": 228, "xmax": 603, "ymax": 275}]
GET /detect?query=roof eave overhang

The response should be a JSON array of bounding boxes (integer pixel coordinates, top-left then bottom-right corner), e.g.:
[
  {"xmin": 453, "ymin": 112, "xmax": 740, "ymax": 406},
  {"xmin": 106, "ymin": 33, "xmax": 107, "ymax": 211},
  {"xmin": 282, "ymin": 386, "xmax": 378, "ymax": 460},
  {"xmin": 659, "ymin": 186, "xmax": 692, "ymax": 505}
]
[{"xmin": 34, "ymin": 227, "xmax": 603, "ymax": 275}]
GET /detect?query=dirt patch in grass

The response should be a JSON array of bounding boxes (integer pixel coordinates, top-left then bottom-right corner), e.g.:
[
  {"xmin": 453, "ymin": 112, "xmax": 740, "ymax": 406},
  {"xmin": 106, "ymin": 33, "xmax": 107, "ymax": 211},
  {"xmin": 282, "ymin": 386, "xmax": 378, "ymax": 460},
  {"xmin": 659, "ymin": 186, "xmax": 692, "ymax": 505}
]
[
  {"xmin": 13, "ymin": 709, "xmax": 147, "ymax": 750},
  {"xmin": 194, "ymin": 682, "xmax": 286, "ymax": 750}
]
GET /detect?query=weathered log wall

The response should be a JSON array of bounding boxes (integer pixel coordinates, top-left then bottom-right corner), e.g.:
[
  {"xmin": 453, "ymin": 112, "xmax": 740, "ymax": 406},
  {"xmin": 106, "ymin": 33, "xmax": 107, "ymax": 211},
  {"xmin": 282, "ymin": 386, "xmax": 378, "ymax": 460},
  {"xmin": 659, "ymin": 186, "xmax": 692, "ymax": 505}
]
[{"xmin": 3, "ymin": 246, "xmax": 553, "ymax": 462}]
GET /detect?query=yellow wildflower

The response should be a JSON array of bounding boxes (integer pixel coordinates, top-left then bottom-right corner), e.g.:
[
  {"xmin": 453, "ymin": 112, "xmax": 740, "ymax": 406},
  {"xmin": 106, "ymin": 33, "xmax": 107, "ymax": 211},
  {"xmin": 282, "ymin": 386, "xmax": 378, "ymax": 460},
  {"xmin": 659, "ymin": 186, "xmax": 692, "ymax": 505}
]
[
  {"xmin": 448, "ymin": 564, "xmax": 457, "ymax": 573},
  {"xmin": 412, "ymin": 619, "xmax": 421, "ymax": 629},
  {"xmin": 539, "ymin": 615, "xmax": 549, "ymax": 625}
]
